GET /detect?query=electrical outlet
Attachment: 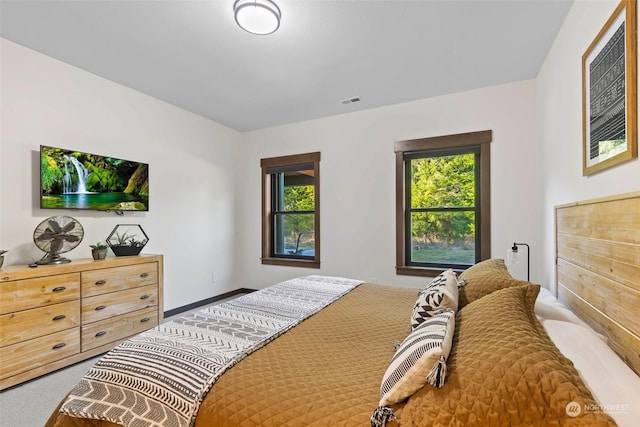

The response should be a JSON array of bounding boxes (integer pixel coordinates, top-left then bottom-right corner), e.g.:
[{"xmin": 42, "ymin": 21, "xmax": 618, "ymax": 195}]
[{"xmin": 211, "ymin": 274, "xmax": 217, "ymax": 284}]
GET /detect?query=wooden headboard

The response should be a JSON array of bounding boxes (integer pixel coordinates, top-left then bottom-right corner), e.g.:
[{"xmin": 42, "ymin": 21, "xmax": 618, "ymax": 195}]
[{"xmin": 555, "ymin": 191, "xmax": 640, "ymax": 376}]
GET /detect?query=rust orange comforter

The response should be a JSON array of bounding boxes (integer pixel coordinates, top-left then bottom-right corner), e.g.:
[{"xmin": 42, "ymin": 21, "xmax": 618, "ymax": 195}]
[
  {"xmin": 46, "ymin": 284, "xmax": 414, "ymax": 427},
  {"xmin": 46, "ymin": 283, "xmax": 616, "ymax": 427}
]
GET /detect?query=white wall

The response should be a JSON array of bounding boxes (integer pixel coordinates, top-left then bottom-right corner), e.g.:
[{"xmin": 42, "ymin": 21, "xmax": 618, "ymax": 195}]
[
  {"xmin": 236, "ymin": 80, "xmax": 541, "ymax": 289},
  {"xmin": 0, "ymin": 39, "xmax": 242, "ymax": 310},
  {"xmin": 537, "ymin": 0, "xmax": 640, "ymax": 293}
]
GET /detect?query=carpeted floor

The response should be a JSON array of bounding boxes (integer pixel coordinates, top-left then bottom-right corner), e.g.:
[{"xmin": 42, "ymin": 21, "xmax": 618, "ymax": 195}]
[{"xmin": 0, "ymin": 356, "xmax": 100, "ymax": 427}]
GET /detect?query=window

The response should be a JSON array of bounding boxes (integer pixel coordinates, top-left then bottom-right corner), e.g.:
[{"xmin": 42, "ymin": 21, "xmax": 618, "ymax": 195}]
[
  {"xmin": 261, "ymin": 152, "xmax": 320, "ymax": 268},
  {"xmin": 395, "ymin": 130, "xmax": 491, "ymax": 276}
]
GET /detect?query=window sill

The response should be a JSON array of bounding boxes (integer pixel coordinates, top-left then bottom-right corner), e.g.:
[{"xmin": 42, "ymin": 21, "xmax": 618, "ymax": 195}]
[
  {"xmin": 262, "ymin": 257, "xmax": 320, "ymax": 268},
  {"xmin": 396, "ymin": 265, "xmax": 464, "ymax": 277}
]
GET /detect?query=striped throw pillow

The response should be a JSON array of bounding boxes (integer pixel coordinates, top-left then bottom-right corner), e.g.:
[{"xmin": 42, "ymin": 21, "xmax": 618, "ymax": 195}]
[{"xmin": 380, "ymin": 308, "xmax": 455, "ymax": 406}]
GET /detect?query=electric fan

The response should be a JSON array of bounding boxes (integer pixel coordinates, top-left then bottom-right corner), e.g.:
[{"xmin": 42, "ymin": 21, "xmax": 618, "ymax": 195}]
[{"xmin": 33, "ymin": 216, "xmax": 84, "ymax": 265}]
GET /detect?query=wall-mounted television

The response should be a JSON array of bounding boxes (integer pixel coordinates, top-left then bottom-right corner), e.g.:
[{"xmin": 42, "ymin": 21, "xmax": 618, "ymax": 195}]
[{"xmin": 40, "ymin": 145, "xmax": 149, "ymax": 211}]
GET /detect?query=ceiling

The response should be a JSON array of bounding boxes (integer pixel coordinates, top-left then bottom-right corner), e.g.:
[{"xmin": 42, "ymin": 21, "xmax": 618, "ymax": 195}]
[{"xmin": 0, "ymin": 0, "xmax": 573, "ymax": 132}]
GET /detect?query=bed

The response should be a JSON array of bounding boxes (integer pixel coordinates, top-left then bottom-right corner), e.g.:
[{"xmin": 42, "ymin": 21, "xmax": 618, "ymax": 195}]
[{"xmin": 45, "ymin": 192, "xmax": 640, "ymax": 427}]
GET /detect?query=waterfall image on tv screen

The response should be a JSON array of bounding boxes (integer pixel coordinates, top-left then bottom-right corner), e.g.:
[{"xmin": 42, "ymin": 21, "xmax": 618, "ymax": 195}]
[{"xmin": 40, "ymin": 145, "xmax": 149, "ymax": 211}]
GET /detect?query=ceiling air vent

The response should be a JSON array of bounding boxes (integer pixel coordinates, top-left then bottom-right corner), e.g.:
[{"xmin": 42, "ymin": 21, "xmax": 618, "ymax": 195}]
[{"xmin": 340, "ymin": 97, "xmax": 361, "ymax": 105}]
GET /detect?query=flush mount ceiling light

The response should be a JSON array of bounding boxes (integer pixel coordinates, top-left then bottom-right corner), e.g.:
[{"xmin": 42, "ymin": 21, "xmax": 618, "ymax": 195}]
[{"xmin": 234, "ymin": 0, "xmax": 281, "ymax": 35}]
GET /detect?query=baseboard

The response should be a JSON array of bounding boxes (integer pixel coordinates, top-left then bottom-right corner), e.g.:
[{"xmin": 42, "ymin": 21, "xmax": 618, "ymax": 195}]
[{"xmin": 164, "ymin": 288, "xmax": 256, "ymax": 318}]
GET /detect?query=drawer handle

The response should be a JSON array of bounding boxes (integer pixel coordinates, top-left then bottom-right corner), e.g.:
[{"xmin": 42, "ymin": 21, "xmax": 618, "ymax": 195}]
[
  {"xmin": 140, "ymin": 272, "xmax": 149, "ymax": 278},
  {"xmin": 52, "ymin": 314, "xmax": 66, "ymax": 321},
  {"xmin": 140, "ymin": 294, "xmax": 150, "ymax": 300},
  {"xmin": 141, "ymin": 317, "xmax": 150, "ymax": 323},
  {"xmin": 52, "ymin": 343, "xmax": 66, "ymax": 350},
  {"xmin": 52, "ymin": 286, "xmax": 66, "ymax": 292},
  {"xmin": 95, "ymin": 305, "xmax": 107, "ymax": 311},
  {"xmin": 95, "ymin": 280, "xmax": 106, "ymax": 285},
  {"xmin": 95, "ymin": 331, "xmax": 107, "ymax": 338}
]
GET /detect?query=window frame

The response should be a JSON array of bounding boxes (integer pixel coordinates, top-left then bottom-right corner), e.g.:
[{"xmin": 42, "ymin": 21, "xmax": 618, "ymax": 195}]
[
  {"xmin": 261, "ymin": 152, "xmax": 321, "ymax": 268},
  {"xmin": 395, "ymin": 130, "xmax": 492, "ymax": 276}
]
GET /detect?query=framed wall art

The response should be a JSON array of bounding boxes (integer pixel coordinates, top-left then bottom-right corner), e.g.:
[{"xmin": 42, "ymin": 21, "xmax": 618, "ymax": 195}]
[{"xmin": 582, "ymin": 0, "xmax": 637, "ymax": 176}]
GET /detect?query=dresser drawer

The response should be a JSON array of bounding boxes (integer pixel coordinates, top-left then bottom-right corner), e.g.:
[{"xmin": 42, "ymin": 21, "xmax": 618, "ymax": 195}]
[
  {"xmin": 0, "ymin": 328, "xmax": 80, "ymax": 380},
  {"xmin": 0, "ymin": 273, "xmax": 80, "ymax": 315},
  {"xmin": 81, "ymin": 263, "xmax": 158, "ymax": 298},
  {"xmin": 0, "ymin": 300, "xmax": 80, "ymax": 347},
  {"xmin": 81, "ymin": 307, "xmax": 158, "ymax": 352},
  {"xmin": 82, "ymin": 284, "xmax": 158, "ymax": 324}
]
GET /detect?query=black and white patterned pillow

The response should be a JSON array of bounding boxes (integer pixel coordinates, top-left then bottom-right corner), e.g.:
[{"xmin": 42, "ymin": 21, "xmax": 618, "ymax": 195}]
[
  {"xmin": 379, "ymin": 308, "xmax": 455, "ymax": 406},
  {"xmin": 410, "ymin": 269, "xmax": 458, "ymax": 329}
]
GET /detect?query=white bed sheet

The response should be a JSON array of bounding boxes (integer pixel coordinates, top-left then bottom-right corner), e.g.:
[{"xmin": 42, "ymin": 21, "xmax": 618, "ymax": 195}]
[{"xmin": 535, "ymin": 287, "xmax": 640, "ymax": 427}]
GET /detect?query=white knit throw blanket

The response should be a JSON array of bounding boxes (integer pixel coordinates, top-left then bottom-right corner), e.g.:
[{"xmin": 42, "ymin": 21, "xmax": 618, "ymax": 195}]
[{"xmin": 60, "ymin": 275, "xmax": 362, "ymax": 427}]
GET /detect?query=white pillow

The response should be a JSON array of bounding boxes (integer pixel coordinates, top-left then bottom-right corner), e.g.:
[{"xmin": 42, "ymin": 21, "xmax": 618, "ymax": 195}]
[
  {"xmin": 380, "ymin": 308, "xmax": 455, "ymax": 406},
  {"xmin": 542, "ymin": 319, "xmax": 640, "ymax": 427},
  {"xmin": 410, "ymin": 269, "xmax": 458, "ymax": 329}
]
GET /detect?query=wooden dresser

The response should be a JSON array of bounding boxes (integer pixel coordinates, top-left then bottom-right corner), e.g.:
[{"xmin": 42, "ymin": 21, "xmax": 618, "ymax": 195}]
[{"xmin": 0, "ymin": 254, "xmax": 163, "ymax": 390}]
